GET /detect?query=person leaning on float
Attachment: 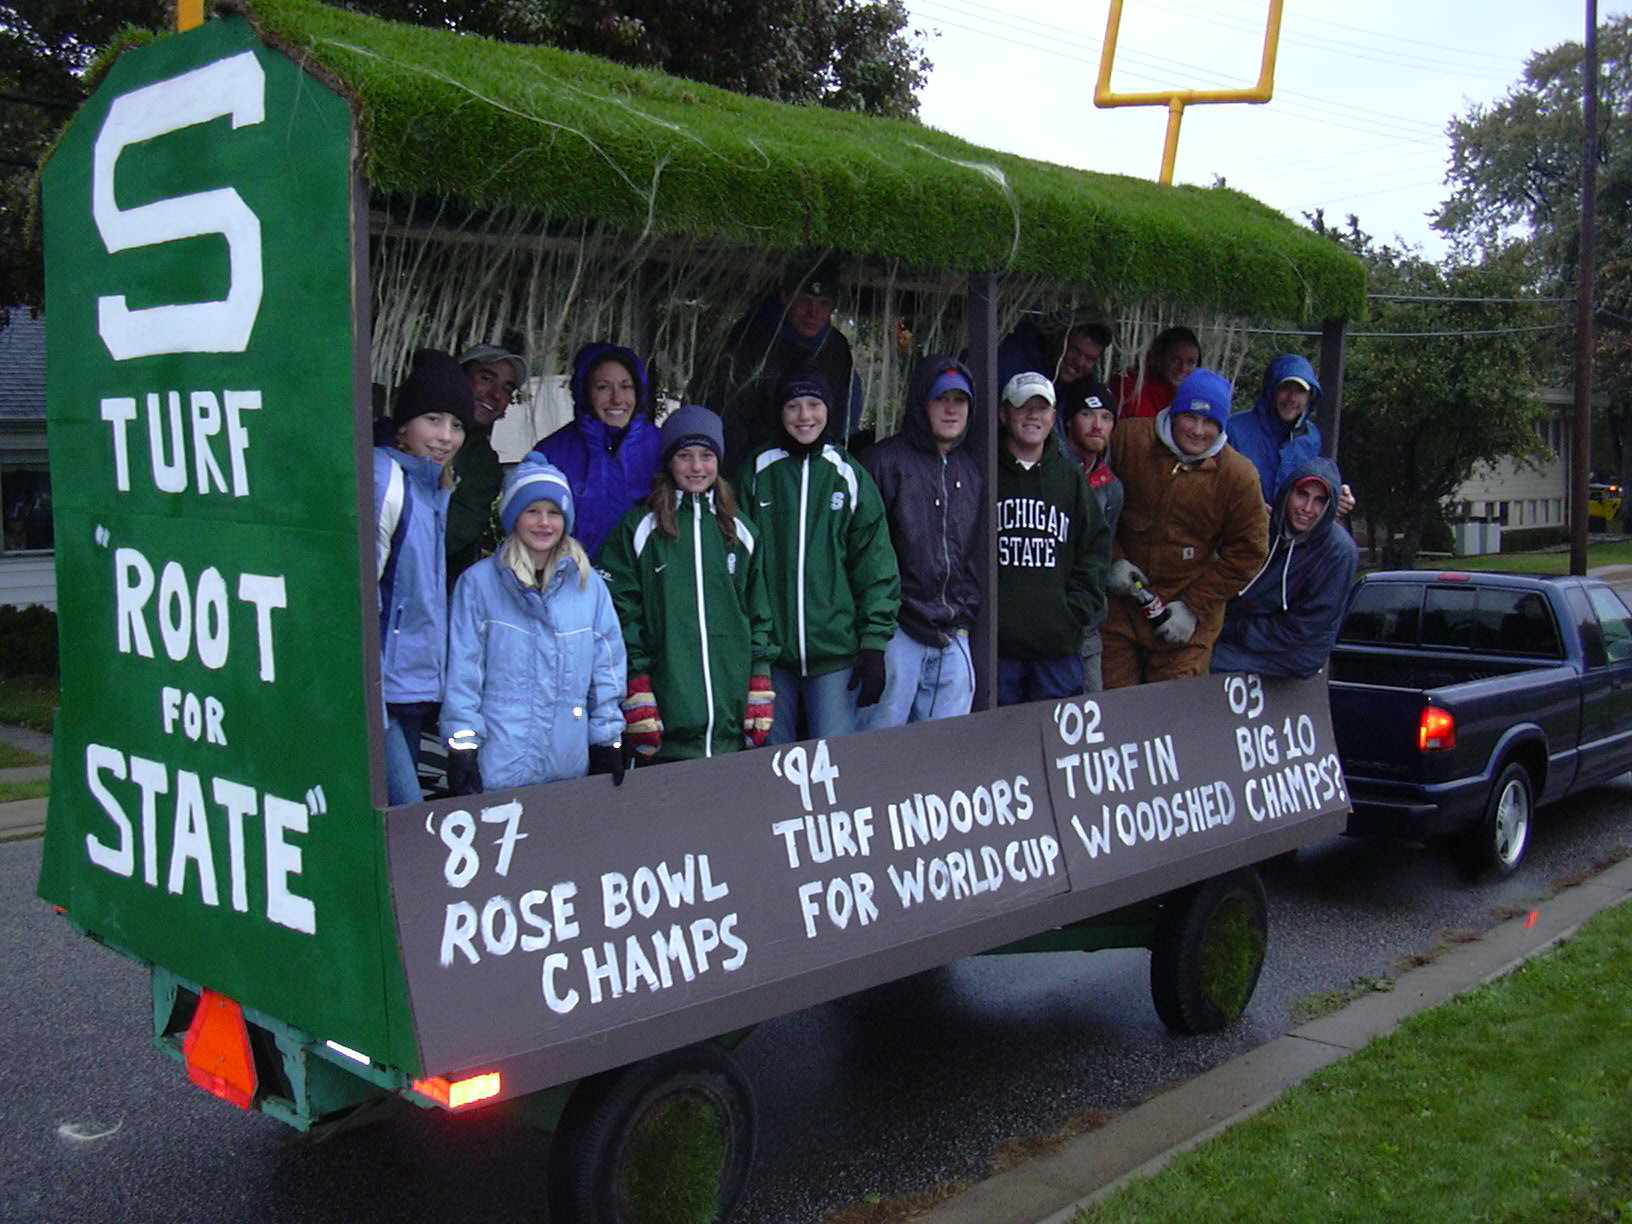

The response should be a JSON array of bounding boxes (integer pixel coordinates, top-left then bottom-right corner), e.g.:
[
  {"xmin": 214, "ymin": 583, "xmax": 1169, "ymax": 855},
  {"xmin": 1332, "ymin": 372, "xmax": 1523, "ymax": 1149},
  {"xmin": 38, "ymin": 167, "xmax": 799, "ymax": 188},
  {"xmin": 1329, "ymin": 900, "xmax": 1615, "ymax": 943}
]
[
  {"xmin": 373, "ymin": 349, "xmax": 471, "ymax": 805},
  {"xmin": 441, "ymin": 456, "xmax": 630, "ymax": 795},
  {"xmin": 737, "ymin": 367, "xmax": 901, "ymax": 742},
  {"xmin": 1101, "ymin": 368, "xmax": 1268, "ymax": 687},
  {"xmin": 599, "ymin": 405, "xmax": 779, "ymax": 762}
]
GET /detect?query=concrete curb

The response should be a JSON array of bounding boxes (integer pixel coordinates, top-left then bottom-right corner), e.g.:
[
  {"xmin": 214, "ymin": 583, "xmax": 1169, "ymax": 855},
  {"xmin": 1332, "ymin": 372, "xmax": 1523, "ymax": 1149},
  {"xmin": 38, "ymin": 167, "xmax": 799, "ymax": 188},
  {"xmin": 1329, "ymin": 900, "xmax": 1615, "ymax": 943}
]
[
  {"xmin": 0, "ymin": 797, "xmax": 46, "ymax": 842},
  {"xmin": 913, "ymin": 857, "xmax": 1632, "ymax": 1224}
]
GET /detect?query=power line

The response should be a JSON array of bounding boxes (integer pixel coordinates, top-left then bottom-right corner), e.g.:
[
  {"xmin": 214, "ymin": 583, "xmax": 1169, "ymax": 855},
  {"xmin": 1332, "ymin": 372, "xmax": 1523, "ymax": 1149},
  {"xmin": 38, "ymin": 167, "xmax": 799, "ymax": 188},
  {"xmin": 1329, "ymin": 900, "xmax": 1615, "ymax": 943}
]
[{"xmin": 1369, "ymin": 294, "xmax": 1572, "ymax": 305}]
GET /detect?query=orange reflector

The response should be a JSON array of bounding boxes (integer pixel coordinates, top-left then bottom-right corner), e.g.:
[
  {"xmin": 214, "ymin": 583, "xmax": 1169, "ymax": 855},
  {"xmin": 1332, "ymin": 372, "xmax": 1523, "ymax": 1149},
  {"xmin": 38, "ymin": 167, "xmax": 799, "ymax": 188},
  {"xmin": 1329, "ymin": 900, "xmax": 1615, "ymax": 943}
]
[
  {"xmin": 182, "ymin": 990, "xmax": 257, "ymax": 1110},
  {"xmin": 412, "ymin": 1071, "xmax": 502, "ymax": 1109},
  {"xmin": 1419, "ymin": 706, "xmax": 1456, "ymax": 752}
]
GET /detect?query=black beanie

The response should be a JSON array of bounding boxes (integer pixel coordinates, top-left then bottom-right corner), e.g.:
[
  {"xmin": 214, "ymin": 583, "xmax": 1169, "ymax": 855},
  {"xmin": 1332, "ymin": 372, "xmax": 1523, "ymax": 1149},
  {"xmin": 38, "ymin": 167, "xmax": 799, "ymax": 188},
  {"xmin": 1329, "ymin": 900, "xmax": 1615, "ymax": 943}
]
[{"xmin": 394, "ymin": 349, "xmax": 475, "ymax": 430}]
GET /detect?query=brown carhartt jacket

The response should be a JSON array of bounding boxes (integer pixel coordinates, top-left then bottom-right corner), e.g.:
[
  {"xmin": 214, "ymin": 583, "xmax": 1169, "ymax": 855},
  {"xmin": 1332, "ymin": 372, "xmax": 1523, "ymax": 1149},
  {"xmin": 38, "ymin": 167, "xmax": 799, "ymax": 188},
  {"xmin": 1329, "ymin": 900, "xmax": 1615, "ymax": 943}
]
[{"xmin": 1110, "ymin": 416, "xmax": 1269, "ymax": 640}]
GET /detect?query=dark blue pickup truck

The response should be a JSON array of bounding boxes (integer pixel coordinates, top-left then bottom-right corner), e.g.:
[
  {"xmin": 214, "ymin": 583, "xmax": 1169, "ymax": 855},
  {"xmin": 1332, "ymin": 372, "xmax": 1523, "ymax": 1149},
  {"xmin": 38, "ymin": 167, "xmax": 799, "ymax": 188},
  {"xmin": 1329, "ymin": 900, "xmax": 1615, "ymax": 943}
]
[{"xmin": 1329, "ymin": 570, "xmax": 1632, "ymax": 875}]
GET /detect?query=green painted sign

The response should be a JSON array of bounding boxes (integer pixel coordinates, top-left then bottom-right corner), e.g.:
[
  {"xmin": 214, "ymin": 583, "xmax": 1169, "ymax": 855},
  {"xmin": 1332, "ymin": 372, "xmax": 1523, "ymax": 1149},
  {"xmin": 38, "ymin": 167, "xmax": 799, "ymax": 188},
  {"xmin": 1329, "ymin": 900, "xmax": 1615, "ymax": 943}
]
[{"xmin": 37, "ymin": 18, "xmax": 417, "ymax": 1071}]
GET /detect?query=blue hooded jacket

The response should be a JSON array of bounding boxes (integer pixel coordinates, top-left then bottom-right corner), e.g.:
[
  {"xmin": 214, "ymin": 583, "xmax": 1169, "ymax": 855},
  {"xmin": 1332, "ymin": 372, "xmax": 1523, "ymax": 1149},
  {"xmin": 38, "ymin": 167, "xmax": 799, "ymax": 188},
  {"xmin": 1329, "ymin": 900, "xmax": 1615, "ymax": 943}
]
[
  {"xmin": 442, "ymin": 551, "xmax": 627, "ymax": 790},
  {"xmin": 374, "ymin": 446, "xmax": 451, "ymax": 704},
  {"xmin": 533, "ymin": 343, "xmax": 663, "ymax": 560},
  {"xmin": 1211, "ymin": 456, "xmax": 1357, "ymax": 679},
  {"xmin": 1226, "ymin": 354, "xmax": 1324, "ymax": 504}
]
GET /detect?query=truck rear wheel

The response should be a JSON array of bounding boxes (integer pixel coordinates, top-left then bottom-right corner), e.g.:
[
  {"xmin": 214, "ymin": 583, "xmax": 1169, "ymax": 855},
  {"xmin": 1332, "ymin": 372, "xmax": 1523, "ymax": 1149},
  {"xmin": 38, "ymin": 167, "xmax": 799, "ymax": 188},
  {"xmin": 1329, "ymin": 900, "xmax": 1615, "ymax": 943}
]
[
  {"xmin": 1149, "ymin": 868, "xmax": 1268, "ymax": 1034},
  {"xmin": 546, "ymin": 1042, "xmax": 756, "ymax": 1224},
  {"xmin": 1463, "ymin": 762, "xmax": 1532, "ymax": 878}
]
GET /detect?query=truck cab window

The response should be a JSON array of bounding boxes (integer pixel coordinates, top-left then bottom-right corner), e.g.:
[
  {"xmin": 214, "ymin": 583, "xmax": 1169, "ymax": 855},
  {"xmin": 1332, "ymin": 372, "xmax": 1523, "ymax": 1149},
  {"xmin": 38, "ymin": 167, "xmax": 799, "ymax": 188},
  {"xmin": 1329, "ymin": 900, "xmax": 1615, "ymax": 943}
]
[
  {"xmin": 1476, "ymin": 589, "xmax": 1561, "ymax": 658},
  {"xmin": 1338, "ymin": 582, "xmax": 1422, "ymax": 645},
  {"xmin": 1587, "ymin": 587, "xmax": 1632, "ymax": 664},
  {"xmin": 1421, "ymin": 587, "xmax": 1477, "ymax": 649}
]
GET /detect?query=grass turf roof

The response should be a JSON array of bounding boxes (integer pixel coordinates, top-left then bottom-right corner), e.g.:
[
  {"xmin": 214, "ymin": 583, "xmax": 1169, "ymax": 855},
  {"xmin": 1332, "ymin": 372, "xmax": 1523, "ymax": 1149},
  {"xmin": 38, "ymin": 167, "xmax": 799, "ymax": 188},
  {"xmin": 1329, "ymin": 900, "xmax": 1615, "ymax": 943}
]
[{"xmin": 240, "ymin": 0, "xmax": 1364, "ymax": 323}]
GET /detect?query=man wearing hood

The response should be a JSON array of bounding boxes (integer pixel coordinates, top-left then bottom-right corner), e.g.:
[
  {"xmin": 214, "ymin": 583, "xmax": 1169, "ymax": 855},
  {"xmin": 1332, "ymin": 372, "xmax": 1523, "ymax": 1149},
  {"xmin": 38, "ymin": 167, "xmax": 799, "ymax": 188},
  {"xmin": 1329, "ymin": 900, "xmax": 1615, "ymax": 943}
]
[
  {"xmin": 1227, "ymin": 353, "xmax": 1329, "ymax": 507},
  {"xmin": 448, "ymin": 342, "xmax": 530, "ymax": 583},
  {"xmin": 995, "ymin": 372, "xmax": 1110, "ymax": 704},
  {"xmin": 859, "ymin": 355, "xmax": 984, "ymax": 725},
  {"xmin": 1102, "ymin": 368, "xmax": 1268, "ymax": 687},
  {"xmin": 532, "ymin": 342, "xmax": 664, "ymax": 561},
  {"xmin": 708, "ymin": 256, "xmax": 856, "ymax": 464},
  {"xmin": 1211, "ymin": 458, "xmax": 1358, "ymax": 679}
]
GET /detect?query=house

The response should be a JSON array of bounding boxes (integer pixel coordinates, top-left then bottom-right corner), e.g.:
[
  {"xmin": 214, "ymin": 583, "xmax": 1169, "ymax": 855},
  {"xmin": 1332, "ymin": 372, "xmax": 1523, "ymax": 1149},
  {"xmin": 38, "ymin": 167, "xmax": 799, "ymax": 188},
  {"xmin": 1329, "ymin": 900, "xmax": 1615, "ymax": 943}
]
[
  {"xmin": 1448, "ymin": 388, "xmax": 1578, "ymax": 554},
  {"xmin": 0, "ymin": 309, "xmax": 53, "ymax": 609}
]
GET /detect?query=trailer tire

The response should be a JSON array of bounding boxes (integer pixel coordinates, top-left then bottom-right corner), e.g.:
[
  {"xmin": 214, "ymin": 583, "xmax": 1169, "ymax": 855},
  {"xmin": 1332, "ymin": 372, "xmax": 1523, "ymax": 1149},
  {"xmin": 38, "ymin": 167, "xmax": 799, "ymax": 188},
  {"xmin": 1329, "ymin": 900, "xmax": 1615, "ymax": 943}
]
[
  {"xmin": 546, "ymin": 1042, "xmax": 756, "ymax": 1224},
  {"xmin": 1462, "ymin": 761, "xmax": 1532, "ymax": 879},
  {"xmin": 1149, "ymin": 869, "xmax": 1268, "ymax": 1034}
]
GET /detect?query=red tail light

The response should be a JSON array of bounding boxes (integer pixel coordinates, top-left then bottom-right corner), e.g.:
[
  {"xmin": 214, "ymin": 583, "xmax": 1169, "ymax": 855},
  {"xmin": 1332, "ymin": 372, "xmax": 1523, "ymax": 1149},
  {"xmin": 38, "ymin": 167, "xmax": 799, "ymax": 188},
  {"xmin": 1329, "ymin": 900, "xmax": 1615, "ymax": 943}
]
[{"xmin": 1419, "ymin": 706, "xmax": 1456, "ymax": 752}]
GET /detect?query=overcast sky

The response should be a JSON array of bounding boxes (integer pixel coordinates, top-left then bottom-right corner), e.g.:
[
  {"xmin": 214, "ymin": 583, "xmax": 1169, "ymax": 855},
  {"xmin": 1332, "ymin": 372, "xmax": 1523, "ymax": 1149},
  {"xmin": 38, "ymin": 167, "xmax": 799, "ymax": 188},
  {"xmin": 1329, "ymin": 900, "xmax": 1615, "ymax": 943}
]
[{"xmin": 907, "ymin": 0, "xmax": 1623, "ymax": 259}]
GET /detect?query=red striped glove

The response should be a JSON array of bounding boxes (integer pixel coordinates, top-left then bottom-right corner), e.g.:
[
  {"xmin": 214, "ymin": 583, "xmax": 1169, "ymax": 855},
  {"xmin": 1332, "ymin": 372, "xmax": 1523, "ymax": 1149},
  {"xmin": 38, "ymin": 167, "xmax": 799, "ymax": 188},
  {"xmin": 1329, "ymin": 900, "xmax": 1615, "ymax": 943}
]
[
  {"xmin": 744, "ymin": 674, "xmax": 775, "ymax": 748},
  {"xmin": 621, "ymin": 675, "xmax": 663, "ymax": 759}
]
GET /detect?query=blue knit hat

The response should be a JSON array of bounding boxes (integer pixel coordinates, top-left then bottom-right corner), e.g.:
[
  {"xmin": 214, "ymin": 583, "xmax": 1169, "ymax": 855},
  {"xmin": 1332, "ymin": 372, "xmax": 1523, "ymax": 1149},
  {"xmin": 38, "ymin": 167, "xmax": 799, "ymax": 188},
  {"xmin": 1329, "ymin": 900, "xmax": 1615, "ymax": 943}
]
[
  {"xmin": 660, "ymin": 404, "xmax": 726, "ymax": 464},
  {"xmin": 500, "ymin": 455, "xmax": 574, "ymax": 536},
  {"xmin": 1168, "ymin": 369, "xmax": 1234, "ymax": 431}
]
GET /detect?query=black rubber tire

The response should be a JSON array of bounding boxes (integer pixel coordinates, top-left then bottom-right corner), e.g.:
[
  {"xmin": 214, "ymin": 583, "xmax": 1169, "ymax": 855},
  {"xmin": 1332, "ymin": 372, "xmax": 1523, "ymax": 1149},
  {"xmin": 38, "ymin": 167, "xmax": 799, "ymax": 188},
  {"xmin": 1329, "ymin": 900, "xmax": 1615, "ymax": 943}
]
[
  {"xmin": 1149, "ymin": 868, "xmax": 1269, "ymax": 1034},
  {"xmin": 1461, "ymin": 761, "xmax": 1532, "ymax": 879},
  {"xmin": 546, "ymin": 1043, "xmax": 756, "ymax": 1224}
]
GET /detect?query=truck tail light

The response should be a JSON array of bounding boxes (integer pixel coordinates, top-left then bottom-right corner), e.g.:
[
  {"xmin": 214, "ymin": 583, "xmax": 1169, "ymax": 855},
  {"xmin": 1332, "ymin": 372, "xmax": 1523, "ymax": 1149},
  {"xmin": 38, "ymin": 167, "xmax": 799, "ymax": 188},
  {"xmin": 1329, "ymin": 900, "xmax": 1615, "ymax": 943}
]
[
  {"xmin": 1419, "ymin": 706, "xmax": 1456, "ymax": 752},
  {"xmin": 413, "ymin": 1071, "xmax": 502, "ymax": 1109}
]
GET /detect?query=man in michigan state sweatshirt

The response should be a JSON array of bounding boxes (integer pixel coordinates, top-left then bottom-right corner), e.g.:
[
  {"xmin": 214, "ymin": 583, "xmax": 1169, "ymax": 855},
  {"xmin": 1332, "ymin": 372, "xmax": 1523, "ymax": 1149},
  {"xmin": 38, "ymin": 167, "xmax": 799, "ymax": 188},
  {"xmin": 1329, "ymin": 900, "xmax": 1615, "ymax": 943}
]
[{"xmin": 995, "ymin": 372, "xmax": 1111, "ymax": 705}]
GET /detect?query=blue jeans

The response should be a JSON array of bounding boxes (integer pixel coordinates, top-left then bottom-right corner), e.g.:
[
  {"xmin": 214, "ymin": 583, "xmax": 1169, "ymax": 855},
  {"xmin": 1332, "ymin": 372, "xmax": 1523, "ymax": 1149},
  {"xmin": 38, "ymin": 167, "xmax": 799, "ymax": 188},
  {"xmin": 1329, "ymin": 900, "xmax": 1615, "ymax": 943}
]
[
  {"xmin": 862, "ymin": 628, "xmax": 976, "ymax": 729},
  {"xmin": 385, "ymin": 704, "xmax": 428, "ymax": 806},
  {"xmin": 768, "ymin": 664, "xmax": 860, "ymax": 745},
  {"xmin": 997, "ymin": 655, "xmax": 1084, "ymax": 707}
]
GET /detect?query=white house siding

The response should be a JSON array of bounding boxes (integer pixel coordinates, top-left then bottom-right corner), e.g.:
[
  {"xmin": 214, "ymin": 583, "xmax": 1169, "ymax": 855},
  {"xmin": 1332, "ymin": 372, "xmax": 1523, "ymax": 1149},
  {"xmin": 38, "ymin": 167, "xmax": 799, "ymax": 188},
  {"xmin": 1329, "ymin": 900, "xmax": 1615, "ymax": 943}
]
[{"xmin": 0, "ymin": 554, "xmax": 56, "ymax": 610}]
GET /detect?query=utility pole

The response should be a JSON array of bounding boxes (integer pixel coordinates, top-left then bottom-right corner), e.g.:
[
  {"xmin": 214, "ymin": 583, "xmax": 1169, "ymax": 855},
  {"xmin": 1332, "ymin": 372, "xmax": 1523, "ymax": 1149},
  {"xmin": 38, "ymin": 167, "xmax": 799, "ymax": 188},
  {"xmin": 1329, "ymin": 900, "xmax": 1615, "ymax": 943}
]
[{"xmin": 1571, "ymin": 0, "xmax": 1598, "ymax": 576}]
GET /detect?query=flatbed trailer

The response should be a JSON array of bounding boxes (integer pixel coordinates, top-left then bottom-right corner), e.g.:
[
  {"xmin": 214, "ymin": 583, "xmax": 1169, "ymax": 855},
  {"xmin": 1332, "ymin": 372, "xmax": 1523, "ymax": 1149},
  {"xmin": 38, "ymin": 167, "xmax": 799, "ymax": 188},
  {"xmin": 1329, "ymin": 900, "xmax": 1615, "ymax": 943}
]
[{"xmin": 35, "ymin": 7, "xmax": 1361, "ymax": 1220}]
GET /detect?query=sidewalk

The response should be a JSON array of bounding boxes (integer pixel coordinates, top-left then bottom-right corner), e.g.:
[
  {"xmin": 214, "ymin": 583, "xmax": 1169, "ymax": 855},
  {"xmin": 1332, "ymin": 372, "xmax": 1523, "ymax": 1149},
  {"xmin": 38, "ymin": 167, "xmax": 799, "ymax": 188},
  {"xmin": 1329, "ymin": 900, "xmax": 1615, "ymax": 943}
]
[
  {"xmin": 914, "ymin": 854, "xmax": 1632, "ymax": 1224},
  {"xmin": 0, "ymin": 722, "xmax": 50, "ymax": 842}
]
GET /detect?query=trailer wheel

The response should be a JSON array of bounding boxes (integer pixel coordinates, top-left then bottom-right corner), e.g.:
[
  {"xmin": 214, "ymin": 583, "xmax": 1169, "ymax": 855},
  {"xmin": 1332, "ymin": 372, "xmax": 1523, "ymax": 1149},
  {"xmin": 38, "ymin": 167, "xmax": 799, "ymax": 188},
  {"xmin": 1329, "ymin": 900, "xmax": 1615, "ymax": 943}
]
[
  {"xmin": 1149, "ymin": 869, "xmax": 1268, "ymax": 1034},
  {"xmin": 1462, "ymin": 762, "xmax": 1532, "ymax": 879},
  {"xmin": 546, "ymin": 1042, "xmax": 756, "ymax": 1224}
]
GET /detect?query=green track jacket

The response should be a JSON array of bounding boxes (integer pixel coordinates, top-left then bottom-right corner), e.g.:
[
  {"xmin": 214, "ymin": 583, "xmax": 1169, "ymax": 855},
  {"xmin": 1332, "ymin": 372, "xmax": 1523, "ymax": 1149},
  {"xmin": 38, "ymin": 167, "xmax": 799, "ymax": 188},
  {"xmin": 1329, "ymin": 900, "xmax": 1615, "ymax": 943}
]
[
  {"xmin": 738, "ymin": 442, "xmax": 901, "ymax": 677},
  {"xmin": 601, "ymin": 490, "xmax": 778, "ymax": 760},
  {"xmin": 996, "ymin": 436, "xmax": 1110, "ymax": 659}
]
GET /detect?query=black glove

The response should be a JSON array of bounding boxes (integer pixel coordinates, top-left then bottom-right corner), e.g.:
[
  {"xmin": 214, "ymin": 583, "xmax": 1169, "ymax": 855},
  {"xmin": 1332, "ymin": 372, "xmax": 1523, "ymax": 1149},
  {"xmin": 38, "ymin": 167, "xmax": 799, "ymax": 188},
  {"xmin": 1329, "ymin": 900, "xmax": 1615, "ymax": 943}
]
[
  {"xmin": 588, "ymin": 741, "xmax": 627, "ymax": 786},
  {"xmin": 445, "ymin": 747, "xmax": 482, "ymax": 796},
  {"xmin": 847, "ymin": 648, "xmax": 887, "ymax": 708}
]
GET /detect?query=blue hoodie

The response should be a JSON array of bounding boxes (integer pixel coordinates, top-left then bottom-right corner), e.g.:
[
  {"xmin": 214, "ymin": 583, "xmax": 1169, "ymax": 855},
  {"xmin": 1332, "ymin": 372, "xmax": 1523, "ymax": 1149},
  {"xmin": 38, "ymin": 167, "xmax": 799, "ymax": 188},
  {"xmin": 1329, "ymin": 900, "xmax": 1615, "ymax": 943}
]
[
  {"xmin": 374, "ymin": 447, "xmax": 452, "ymax": 704},
  {"xmin": 1211, "ymin": 456, "xmax": 1357, "ymax": 679},
  {"xmin": 1226, "ymin": 354, "xmax": 1324, "ymax": 505},
  {"xmin": 533, "ymin": 343, "xmax": 664, "ymax": 560}
]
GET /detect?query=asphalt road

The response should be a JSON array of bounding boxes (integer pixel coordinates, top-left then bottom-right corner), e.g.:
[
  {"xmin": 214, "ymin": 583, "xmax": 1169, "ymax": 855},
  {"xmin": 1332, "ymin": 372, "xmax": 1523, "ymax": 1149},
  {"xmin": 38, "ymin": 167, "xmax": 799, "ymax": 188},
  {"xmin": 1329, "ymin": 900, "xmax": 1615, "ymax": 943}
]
[{"xmin": 5, "ymin": 774, "xmax": 1630, "ymax": 1224}]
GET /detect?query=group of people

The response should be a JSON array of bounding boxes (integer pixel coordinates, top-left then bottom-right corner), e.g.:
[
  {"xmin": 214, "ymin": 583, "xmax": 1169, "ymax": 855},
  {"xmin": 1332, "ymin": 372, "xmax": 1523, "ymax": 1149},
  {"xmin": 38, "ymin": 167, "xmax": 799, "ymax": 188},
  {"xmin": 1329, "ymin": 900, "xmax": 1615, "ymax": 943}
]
[{"xmin": 372, "ymin": 291, "xmax": 1358, "ymax": 805}]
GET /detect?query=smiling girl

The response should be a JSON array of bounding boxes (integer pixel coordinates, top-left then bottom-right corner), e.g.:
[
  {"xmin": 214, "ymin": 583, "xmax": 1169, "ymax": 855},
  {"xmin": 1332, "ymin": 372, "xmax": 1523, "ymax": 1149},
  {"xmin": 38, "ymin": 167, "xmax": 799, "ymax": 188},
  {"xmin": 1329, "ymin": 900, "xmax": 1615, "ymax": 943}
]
[
  {"xmin": 374, "ymin": 349, "xmax": 471, "ymax": 804},
  {"xmin": 532, "ymin": 342, "xmax": 664, "ymax": 561},
  {"xmin": 440, "ymin": 457, "xmax": 628, "ymax": 793},
  {"xmin": 600, "ymin": 405, "xmax": 778, "ymax": 762}
]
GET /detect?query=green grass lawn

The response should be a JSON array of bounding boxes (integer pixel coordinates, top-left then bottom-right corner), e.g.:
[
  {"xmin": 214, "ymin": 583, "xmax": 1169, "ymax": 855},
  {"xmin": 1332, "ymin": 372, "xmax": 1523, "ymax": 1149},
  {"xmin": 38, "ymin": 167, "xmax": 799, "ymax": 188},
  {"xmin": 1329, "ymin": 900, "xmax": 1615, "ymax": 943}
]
[
  {"xmin": 0, "ymin": 674, "xmax": 57, "ymax": 733},
  {"xmin": 0, "ymin": 779, "xmax": 48, "ymax": 803},
  {"xmin": 1429, "ymin": 539, "xmax": 1632, "ymax": 574},
  {"xmin": 1073, "ymin": 899, "xmax": 1632, "ymax": 1224},
  {"xmin": 0, "ymin": 742, "xmax": 46, "ymax": 768}
]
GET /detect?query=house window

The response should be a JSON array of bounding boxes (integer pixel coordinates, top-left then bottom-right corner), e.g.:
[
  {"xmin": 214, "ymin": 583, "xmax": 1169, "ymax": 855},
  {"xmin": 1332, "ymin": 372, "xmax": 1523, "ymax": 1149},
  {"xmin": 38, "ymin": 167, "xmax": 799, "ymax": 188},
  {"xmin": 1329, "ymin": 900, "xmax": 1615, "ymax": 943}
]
[{"xmin": 1, "ymin": 459, "xmax": 52, "ymax": 553}]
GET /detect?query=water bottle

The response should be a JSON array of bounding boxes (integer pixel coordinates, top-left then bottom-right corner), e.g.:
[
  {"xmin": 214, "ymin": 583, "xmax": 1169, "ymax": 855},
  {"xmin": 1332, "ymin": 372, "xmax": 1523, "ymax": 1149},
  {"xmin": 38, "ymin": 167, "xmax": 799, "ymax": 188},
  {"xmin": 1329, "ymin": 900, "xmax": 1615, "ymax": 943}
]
[{"xmin": 1131, "ymin": 578, "xmax": 1171, "ymax": 629}]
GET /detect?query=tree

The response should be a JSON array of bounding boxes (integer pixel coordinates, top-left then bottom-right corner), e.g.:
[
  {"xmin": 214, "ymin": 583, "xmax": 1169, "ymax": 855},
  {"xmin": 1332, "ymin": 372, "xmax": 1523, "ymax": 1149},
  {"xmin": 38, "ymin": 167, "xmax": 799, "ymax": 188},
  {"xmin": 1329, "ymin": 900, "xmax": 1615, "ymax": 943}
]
[
  {"xmin": 1310, "ymin": 213, "xmax": 1548, "ymax": 568},
  {"xmin": 1435, "ymin": 16, "xmax": 1632, "ymax": 524},
  {"xmin": 0, "ymin": 0, "xmax": 931, "ymax": 317}
]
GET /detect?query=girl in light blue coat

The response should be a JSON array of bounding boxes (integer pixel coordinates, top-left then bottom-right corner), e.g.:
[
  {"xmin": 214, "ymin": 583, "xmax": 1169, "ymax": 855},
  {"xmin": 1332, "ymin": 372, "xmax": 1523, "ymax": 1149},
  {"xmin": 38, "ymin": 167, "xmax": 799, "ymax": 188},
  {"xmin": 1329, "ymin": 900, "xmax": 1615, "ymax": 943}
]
[{"xmin": 441, "ymin": 457, "xmax": 629, "ymax": 793}]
